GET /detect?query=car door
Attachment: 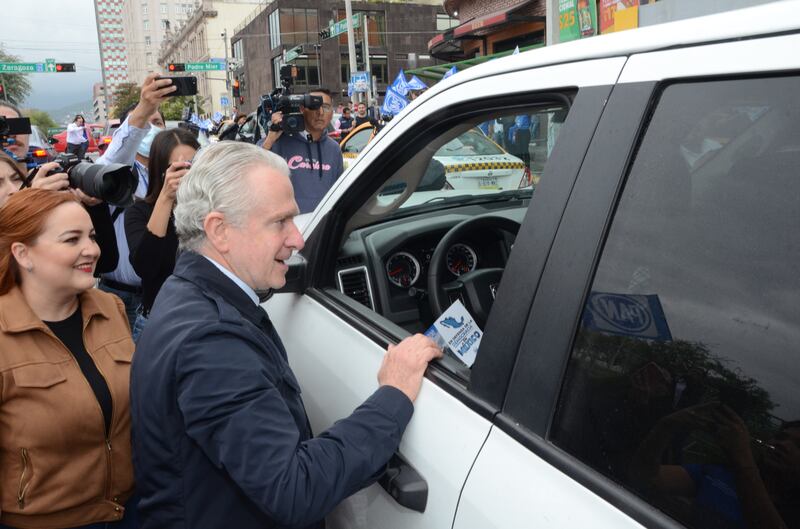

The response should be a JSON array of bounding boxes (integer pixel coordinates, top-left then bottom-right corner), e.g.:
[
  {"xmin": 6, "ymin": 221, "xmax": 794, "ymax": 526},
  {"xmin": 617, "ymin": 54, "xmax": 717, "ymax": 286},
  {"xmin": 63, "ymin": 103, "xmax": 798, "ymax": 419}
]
[
  {"xmin": 455, "ymin": 29, "xmax": 800, "ymax": 529},
  {"xmin": 265, "ymin": 56, "xmax": 626, "ymax": 529}
]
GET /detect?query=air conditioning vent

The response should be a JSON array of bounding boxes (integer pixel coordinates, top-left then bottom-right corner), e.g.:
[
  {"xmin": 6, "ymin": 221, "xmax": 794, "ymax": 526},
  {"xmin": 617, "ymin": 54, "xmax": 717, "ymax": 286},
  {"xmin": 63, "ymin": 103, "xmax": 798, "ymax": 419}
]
[
  {"xmin": 337, "ymin": 266, "xmax": 374, "ymax": 310},
  {"xmin": 337, "ymin": 255, "xmax": 363, "ymax": 268}
]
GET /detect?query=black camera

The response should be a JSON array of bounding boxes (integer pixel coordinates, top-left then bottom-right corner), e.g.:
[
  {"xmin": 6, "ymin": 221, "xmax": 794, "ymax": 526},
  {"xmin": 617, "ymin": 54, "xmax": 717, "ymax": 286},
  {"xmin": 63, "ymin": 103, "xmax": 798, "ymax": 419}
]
[
  {"xmin": 39, "ymin": 153, "xmax": 138, "ymax": 207},
  {"xmin": 260, "ymin": 64, "xmax": 323, "ymax": 134},
  {"xmin": 0, "ymin": 115, "xmax": 32, "ymax": 138}
]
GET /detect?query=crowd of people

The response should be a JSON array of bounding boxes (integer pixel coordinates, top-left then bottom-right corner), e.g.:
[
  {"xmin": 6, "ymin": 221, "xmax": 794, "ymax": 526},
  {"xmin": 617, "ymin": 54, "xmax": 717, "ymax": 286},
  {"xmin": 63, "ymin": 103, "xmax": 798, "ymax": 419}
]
[{"xmin": 0, "ymin": 75, "xmax": 441, "ymax": 529}]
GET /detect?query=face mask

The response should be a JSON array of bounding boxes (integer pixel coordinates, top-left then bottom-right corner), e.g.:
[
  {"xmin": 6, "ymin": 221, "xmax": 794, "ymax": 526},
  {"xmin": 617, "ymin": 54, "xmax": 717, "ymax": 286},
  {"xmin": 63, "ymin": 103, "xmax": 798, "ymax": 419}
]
[{"xmin": 137, "ymin": 125, "xmax": 163, "ymax": 158}]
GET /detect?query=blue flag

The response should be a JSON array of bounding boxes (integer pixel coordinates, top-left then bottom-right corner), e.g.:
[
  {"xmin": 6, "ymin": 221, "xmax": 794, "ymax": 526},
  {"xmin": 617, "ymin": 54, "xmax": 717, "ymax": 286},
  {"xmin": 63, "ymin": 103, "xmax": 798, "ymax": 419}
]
[
  {"xmin": 442, "ymin": 66, "xmax": 458, "ymax": 80},
  {"xmin": 212, "ymin": 111, "xmax": 223, "ymax": 123},
  {"xmin": 347, "ymin": 81, "xmax": 354, "ymax": 98},
  {"xmin": 407, "ymin": 75, "xmax": 428, "ymax": 90},
  {"xmin": 381, "ymin": 87, "xmax": 408, "ymax": 116},
  {"xmin": 390, "ymin": 69, "xmax": 411, "ymax": 96}
]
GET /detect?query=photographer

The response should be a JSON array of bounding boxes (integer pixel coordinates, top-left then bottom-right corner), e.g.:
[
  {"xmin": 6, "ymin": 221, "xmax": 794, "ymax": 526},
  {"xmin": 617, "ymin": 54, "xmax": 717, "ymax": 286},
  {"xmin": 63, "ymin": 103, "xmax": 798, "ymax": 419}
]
[
  {"xmin": 261, "ymin": 88, "xmax": 343, "ymax": 214},
  {"xmin": 218, "ymin": 113, "xmax": 248, "ymax": 141},
  {"xmin": 94, "ymin": 73, "xmax": 175, "ymax": 326}
]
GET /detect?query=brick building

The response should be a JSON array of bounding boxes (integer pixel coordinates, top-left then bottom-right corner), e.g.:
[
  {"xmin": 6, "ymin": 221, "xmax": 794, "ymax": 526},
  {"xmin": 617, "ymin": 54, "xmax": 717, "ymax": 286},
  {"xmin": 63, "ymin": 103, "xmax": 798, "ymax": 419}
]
[
  {"xmin": 429, "ymin": 0, "xmax": 546, "ymax": 60},
  {"xmin": 231, "ymin": 0, "xmax": 449, "ymax": 111}
]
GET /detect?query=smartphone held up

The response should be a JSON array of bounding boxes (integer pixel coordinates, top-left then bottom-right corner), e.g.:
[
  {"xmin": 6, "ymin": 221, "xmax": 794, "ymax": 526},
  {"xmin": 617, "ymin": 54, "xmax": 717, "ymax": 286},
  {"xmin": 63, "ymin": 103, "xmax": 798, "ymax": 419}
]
[{"xmin": 157, "ymin": 76, "xmax": 198, "ymax": 97}]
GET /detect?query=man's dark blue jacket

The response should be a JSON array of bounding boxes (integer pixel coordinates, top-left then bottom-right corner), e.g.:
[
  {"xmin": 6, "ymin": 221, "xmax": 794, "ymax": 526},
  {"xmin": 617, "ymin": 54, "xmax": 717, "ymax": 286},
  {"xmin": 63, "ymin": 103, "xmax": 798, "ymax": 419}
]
[{"xmin": 130, "ymin": 252, "xmax": 414, "ymax": 529}]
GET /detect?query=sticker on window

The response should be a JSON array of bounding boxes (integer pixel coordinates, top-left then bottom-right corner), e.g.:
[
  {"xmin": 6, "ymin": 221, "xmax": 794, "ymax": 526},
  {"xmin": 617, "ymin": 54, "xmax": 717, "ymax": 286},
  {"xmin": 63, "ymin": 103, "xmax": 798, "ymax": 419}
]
[{"xmin": 424, "ymin": 300, "xmax": 483, "ymax": 367}]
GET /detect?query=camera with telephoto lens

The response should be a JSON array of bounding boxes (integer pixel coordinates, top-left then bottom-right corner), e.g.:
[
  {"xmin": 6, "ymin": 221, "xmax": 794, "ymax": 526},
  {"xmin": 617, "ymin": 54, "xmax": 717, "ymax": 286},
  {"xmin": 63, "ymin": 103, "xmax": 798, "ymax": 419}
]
[
  {"xmin": 260, "ymin": 64, "xmax": 323, "ymax": 134},
  {"xmin": 39, "ymin": 153, "xmax": 138, "ymax": 207}
]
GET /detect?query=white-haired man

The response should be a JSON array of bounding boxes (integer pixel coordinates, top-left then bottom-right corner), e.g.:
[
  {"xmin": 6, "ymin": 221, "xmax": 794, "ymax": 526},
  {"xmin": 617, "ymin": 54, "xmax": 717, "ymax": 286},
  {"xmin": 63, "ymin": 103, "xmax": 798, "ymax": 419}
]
[{"xmin": 130, "ymin": 142, "xmax": 441, "ymax": 529}]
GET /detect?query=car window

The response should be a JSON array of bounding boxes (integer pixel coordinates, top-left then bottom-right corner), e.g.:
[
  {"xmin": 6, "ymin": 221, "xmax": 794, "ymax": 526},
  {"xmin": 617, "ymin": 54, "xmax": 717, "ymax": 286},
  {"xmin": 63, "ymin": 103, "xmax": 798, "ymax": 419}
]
[
  {"xmin": 437, "ymin": 129, "xmax": 504, "ymax": 157},
  {"xmin": 28, "ymin": 126, "xmax": 48, "ymax": 148},
  {"xmin": 334, "ymin": 100, "xmax": 570, "ymax": 380},
  {"xmin": 343, "ymin": 127, "xmax": 373, "ymax": 154},
  {"xmin": 550, "ymin": 76, "xmax": 800, "ymax": 529}
]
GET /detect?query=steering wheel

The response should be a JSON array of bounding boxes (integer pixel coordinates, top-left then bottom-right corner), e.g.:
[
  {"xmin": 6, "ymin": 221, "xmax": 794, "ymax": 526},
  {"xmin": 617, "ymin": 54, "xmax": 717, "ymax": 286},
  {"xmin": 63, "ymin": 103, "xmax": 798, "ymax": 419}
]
[{"xmin": 427, "ymin": 215, "xmax": 521, "ymax": 328}]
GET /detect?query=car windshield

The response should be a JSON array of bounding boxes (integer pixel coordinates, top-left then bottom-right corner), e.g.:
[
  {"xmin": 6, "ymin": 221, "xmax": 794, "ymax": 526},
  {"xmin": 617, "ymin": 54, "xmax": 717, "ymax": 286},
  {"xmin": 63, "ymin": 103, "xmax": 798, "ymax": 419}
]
[{"xmin": 437, "ymin": 130, "xmax": 504, "ymax": 156}]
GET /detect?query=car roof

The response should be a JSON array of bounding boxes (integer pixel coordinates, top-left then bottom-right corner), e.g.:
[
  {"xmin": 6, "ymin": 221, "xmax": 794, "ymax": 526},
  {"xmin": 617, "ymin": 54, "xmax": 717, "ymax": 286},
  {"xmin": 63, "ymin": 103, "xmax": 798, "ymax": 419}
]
[{"xmin": 417, "ymin": 1, "xmax": 800, "ymax": 105}]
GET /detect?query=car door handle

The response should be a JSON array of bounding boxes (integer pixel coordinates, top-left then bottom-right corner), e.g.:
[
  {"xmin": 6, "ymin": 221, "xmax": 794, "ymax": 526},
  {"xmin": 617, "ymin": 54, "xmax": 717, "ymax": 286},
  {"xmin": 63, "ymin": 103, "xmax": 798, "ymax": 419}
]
[{"xmin": 378, "ymin": 453, "xmax": 428, "ymax": 513}]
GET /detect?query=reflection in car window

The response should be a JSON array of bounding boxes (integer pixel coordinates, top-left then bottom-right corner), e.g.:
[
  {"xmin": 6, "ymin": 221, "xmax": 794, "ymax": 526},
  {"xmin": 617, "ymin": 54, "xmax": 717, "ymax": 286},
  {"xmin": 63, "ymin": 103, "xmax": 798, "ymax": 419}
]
[
  {"xmin": 344, "ymin": 127, "xmax": 373, "ymax": 153},
  {"xmin": 551, "ymin": 76, "xmax": 800, "ymax": 529},
  {"xmin": 437, "ymin": 130, "xmax": 504, "ymax": 156}
]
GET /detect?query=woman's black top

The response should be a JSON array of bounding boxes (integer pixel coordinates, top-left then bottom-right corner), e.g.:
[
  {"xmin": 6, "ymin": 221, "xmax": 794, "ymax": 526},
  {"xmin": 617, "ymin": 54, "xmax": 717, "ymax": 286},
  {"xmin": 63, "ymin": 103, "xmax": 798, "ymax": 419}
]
[
  {"xmin": 124, "ymin": 199, "xmax": 178, "ymax": 315},
  {"xmin": 44, "ymin": 307, "xmax": 113, "ymax": 435}
]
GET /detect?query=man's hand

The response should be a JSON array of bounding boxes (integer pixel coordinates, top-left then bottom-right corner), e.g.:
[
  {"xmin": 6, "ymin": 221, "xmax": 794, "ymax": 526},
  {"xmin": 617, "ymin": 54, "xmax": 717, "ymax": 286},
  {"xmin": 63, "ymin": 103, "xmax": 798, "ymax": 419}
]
[
  {"xmin": 129, "ymin": 73, "xmax": 175, "ymax": 128},
  {"xmin": 262, "ymin": 111, "xmax": 283, "ymax": 150},
  {"xmin": 30, "ymin": 162, "xmax": 69, "ymax": 191},
  {"xmin": 70, "ymin": 188, "xmax": 103, "ymax": 206},
  {"xmin": 378, "ymin": 334, "xmax": 442, "ymax": 402}
]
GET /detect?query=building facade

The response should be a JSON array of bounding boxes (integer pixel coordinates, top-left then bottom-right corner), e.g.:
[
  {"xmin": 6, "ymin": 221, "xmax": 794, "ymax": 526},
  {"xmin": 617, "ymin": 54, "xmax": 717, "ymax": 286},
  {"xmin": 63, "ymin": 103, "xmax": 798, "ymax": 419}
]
[
  {"xmin": 121, "ymin": 0, "xmax": 204, "ymax": 85},
  {"xmin": 429, "ymin": 0, "xmax": 546, "ymax": 60},
  {"xmin": 94, "ymin": 0, "xmax": 130, "ymax": 112},
  {"xmin": 231, "ymin": 0, "xmax": 447, "ymax": 112},
  {"xmin": 157, "ymin": 0, "xmax": 262, "ymax": 115},
  {"xmin": 92, "ymin": 83, "xmax": 108, "ymax": 123}
]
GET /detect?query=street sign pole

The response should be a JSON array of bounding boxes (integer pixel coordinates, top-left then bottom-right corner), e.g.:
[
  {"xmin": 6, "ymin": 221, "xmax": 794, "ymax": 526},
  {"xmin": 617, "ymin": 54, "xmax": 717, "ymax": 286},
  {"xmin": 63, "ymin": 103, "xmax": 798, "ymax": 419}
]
[
  {"xmin": 222, "ymin": 28, "xmax": 232, "ymax": 115},
  {"xmin": 344, "ymin": 0, "xmax": 359, "ymax": 103},
  {"xmin": 363, "ymin": 14, "xmax": 371, "ymax": 107}
]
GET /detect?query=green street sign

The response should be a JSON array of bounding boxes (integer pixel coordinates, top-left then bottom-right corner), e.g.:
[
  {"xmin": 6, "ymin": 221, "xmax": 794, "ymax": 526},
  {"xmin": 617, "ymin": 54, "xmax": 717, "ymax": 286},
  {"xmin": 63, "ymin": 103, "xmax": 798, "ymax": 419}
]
[
  {"xmin": 45, "ymin": 58, "xmax": 56, "ymax": 73},
  {"xmin": 185, "ymin": 62, "xmax": 224, "ymax": 71},
  {"xmin": 320, "ymin": 14, "xmax": 361, "ymax": 40},
  {"xmin": 0, "ymin": 63, "xmax": 39, "ymax": 73},
  {"xmin": 284, "ymin": 45, "xmax": 302, "ymax": 62}
]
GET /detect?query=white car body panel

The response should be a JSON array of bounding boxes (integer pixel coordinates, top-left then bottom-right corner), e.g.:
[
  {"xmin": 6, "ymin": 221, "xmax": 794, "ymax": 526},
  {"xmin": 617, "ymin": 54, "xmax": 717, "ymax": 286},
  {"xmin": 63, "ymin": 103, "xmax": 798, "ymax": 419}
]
[{"xmin": 453, "ymin": 428, "xmax": 645, "ymax": 529}]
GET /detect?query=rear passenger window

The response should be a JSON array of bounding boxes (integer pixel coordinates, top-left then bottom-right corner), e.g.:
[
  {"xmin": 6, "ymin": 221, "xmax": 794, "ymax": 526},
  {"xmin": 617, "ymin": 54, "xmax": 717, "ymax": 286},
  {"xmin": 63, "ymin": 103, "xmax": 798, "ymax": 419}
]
[{"xmin": 551, "ymin": 77, "xmax": 800, "ymax": 529}]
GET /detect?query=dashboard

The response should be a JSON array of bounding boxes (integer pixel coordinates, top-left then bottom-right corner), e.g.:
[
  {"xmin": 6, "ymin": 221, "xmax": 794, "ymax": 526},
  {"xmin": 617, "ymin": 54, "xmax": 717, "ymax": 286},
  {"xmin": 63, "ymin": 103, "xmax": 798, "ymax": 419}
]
[{"xmin": 334, "ymin": 202, "xmax": 527, "ymax": 333}]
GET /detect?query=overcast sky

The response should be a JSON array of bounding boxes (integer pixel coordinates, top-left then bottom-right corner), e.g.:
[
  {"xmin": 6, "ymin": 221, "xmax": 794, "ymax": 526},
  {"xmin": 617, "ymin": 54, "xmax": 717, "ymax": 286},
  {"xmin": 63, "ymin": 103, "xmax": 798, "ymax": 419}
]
[{"xmin": 2, "ymin": 0, "xmax": 102, "ymax": 113}]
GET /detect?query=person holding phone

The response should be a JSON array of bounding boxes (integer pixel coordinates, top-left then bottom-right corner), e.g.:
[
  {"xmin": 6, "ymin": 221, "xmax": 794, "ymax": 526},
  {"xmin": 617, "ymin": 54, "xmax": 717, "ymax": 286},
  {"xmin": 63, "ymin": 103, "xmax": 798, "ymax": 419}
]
[{"xmin": 124, "ymin": 128, "xmax": 199, "ymax": 341}]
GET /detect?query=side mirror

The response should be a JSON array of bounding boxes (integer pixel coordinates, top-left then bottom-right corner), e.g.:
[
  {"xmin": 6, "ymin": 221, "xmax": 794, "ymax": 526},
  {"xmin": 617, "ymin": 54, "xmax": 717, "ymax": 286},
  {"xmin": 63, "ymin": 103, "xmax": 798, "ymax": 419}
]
[{"xmin": 48, "ymin": 137, "xmax": 58, "ymax": 145}]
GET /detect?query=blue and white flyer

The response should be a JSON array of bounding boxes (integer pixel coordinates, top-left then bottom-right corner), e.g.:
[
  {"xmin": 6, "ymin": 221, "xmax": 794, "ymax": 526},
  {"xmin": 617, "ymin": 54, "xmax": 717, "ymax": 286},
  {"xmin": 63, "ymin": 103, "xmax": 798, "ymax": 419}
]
[{"xmin": 424, "ymin": 300, "xmax": 483, "ymax": 367}]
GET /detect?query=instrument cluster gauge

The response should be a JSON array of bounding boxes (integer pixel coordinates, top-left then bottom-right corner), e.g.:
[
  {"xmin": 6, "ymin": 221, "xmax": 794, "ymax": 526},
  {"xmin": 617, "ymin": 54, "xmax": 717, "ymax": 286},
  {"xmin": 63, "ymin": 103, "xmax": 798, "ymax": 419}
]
[
  {"xmin": 385, "ymin": 251, "xmax": 421, "ymax": 288},
  {"xmin": 446, "ymin": 243, "xmax": 477, "ymax": 276}
]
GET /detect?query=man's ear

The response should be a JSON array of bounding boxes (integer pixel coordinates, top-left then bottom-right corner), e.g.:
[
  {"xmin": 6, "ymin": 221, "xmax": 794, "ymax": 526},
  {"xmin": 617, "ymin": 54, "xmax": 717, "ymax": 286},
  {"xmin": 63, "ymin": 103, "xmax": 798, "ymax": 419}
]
[
  {"xmin": 203, "ymin": 212, "xmax": 230, "ymax": 254},
  {"xmin": 10, "ymin": 242, "xmax": 31, "ymax": 271}
]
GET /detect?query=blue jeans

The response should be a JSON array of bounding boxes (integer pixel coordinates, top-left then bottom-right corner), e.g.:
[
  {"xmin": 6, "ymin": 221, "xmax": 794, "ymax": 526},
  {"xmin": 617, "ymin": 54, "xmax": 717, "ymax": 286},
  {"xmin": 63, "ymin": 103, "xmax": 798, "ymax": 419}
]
[
  {"xmin": 131, "ymin": 310, "xmax": 148, "ymax": 343},
  {"xmin": 98, "ymin": 283, "xmax": 142, "ymax": 330}
]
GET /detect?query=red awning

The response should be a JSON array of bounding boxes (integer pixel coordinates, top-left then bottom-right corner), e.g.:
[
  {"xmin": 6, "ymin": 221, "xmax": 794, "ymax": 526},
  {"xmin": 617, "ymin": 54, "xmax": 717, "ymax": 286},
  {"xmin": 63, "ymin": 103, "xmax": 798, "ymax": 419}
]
[{"xmin": 453, "ymin": 6, "xmax": 517, "ymax": 38}]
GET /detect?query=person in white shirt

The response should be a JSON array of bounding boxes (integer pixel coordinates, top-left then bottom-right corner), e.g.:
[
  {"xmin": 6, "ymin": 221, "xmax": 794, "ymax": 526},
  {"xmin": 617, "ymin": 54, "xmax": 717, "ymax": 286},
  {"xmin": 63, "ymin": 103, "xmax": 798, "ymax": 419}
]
[
  {"xmin": 94, "ymin": 73, "xmax": 176, "ymax": 326},
  {"xmin": 66, "ymin": 115, "xmax": 90, "ymax": 159}
]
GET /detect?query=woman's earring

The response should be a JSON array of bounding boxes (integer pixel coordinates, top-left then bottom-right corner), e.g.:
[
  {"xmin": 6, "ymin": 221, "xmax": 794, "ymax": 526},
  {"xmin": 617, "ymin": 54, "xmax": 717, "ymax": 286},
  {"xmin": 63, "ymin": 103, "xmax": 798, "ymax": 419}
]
[{"xmin": 25, "ymin": 265, "xmax": 33, "ymax": 273}]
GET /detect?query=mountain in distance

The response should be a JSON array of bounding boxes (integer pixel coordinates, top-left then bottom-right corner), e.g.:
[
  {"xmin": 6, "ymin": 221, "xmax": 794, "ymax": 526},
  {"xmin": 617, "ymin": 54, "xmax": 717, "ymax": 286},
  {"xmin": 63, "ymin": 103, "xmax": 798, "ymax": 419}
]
[{"xmin": 32, "ymin": 99, "xmax": 97, "ymax": 126}]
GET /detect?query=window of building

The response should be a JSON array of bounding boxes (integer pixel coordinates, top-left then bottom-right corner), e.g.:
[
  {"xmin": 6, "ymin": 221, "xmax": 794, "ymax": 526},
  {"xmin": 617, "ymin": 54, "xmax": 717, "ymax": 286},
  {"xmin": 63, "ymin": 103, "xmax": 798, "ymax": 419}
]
[
  {"xmin": 141, "ymin": 3, "xmax": 148, "ymax": 15},
  {"xmin": 340, "ymin": 55, "xmax": 387, "ymax": 85},
  {"xmin": 269, "ymin": 9, "xmax": 281, "ymax": 50},
  {"xmin": 160, "ymin": 3, "xmax": 167, "ymax": 14},
  {"xmin": 233, "ymin": 39, "xmax": 244, "ymax": 61},
  {"xmin": 143, "ymin": 19, "xmax": 150, "ymax": 31},
  {"xmin": 289, "ymin": 54, "xmax": 320, "ymax": 91},
  {"xmin": 436, "ymin": 13, "xmax": 459, "ymax": 31},
  {"xmin": 550, "ymin": 75, "xmax": 800, "ymax": 529},
  {"xmin": 146, "ymin": 53, "xmax": 153, "ymax": 66},
  {"xmin": 337, "ymin": 10, "xmax": 386, "ymax": 48},
  {"xmin": 278, "ymin": 8, "xmax": 318, "ymax": 47},
  {"xmin": 161, "ymin": 19, "xmax": 169, "ymax": 30},
  {"xmin": 272, "ymin": 55, "xmax": 283, "ymax": 89},
  {"xmin": 145, "ymin": 36, "xmax": 151, "ymax": 47}
]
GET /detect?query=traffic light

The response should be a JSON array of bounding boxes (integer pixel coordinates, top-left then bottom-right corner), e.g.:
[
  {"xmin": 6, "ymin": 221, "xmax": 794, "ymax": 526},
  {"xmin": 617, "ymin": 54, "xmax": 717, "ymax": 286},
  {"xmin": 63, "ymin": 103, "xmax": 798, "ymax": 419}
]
[
  {"xmin": 355, "ymin": 41, "xmax": 364, "ymax": 70},
  {"xmin": 168, "ymin": 63, "xmax": 185, "ymax": 72},
  {"xmin": 55, "ymin": 63, "xmax": 76, "ymax": 72},
  {"xmin": 232, "ymin": 79, "xmax": 240, "ymax": 98}
]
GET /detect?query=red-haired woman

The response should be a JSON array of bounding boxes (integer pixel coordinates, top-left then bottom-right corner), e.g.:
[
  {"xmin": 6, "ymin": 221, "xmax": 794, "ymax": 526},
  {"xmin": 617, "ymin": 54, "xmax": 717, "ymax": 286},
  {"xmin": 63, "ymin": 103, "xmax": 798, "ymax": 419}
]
[{"xmin": 0, "ymin": 189, "xmax": 137, "ymax": 529}]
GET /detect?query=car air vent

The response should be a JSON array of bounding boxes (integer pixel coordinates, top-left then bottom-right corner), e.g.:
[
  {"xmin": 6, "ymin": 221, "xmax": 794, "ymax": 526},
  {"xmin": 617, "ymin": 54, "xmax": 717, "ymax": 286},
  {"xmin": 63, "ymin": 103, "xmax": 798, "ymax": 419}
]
[
  {"xmin": 337, "ymin": 266, "xmax": 374, "ymax": 310},
  {"xmin": 337, "ymin": 255, "xmax": 363, "ymax": 268}
]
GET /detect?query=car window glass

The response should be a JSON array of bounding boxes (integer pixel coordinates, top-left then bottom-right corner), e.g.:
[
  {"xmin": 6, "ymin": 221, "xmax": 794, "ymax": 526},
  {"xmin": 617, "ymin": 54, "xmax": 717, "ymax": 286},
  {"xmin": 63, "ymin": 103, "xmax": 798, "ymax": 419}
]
[
  {"xmin": 335, "ymin": 102, "xmax": 569, "ymax": 381},
  {"xmin": 344, "ymin": 127, "xmax": 373, "ymax": 153},
  {"xmin": 550, "ymin": 76, "xmax": 800, "ymax": 529},
  {"xmin": 28, "ymin": 126, "xmax": 47, "ymax": 148}
]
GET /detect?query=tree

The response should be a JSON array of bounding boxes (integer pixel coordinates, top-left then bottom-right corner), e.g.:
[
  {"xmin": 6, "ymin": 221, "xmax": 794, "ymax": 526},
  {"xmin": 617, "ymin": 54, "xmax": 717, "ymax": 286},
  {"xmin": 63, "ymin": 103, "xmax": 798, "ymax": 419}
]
[
  {"xmin": 26, "ymin": 109, "xmax": 58, "ymax": 131},
  {"xmin": 0, "ymin": 46, "xmax": 33, "ymax": 106},
  {"xmin": 160, "ymin": 96, "xmax": 205, "ymax": 121},
  {"xmin": 110, "ymin": 82, "xmax": 140, "ymax": 119}
]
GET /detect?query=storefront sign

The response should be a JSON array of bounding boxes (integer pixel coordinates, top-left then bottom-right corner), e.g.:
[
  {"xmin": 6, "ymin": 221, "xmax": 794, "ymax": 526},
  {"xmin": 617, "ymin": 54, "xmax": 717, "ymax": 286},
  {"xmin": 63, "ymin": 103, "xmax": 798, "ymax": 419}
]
[
  {"xmin": 560, "ymin": 0, "xmax": 597, "ymax": 42},
  {"xmin": 599, "ymin": 0, "xmax": 639, "ymax": 34}
]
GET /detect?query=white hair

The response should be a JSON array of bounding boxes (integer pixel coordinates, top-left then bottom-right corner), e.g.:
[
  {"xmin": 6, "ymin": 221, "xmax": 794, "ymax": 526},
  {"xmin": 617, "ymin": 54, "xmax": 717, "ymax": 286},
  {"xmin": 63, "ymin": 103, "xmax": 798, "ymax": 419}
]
[{"xmin": 174, "ymin": 141, "xmax": 290, "ymax": 252}]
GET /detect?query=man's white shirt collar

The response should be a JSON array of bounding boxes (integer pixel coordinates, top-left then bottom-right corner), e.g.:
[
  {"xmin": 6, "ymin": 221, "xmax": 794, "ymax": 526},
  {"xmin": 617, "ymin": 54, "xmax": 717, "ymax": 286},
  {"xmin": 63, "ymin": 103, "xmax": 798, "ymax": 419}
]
[{"xmin": 203, "ymin": 256, "xmax": 259, "ymax": 306}]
